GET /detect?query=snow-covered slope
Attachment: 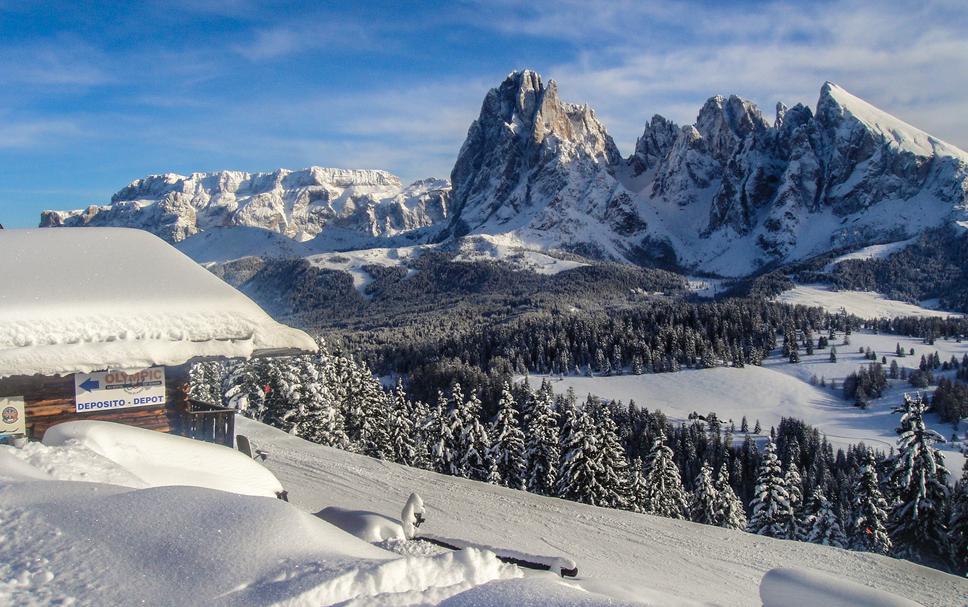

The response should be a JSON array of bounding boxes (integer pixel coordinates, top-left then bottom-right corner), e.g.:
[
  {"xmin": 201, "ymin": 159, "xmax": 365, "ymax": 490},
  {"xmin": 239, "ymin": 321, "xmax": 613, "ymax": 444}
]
[
  {"xmin": 41, "ymin": 168, "xmax": 450, "ymax": 244},
  {"xmin": 528, "ymin": 329, "xmax": 966, "ymax": 480},
  {"xmin": 443, "ymin": 71, "xmax": 968, "ymax": 275},
  {"xmin": 3, "ymin": 415, "xmax": 965, "ymax": 605},
  {"xmin": 774, "ymin": 284, "xmax": 959, "ymax": 319},
  {"xmin": 238, "ymin": 417, "xmax": 967, "ymax": 606}
]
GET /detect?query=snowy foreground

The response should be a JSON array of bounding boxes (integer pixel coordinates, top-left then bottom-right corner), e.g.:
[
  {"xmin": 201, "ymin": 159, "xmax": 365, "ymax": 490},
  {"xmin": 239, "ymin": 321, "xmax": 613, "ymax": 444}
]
[{"xmin": 2, "ymin": 420, "xmax": 966, "ymax": 606}]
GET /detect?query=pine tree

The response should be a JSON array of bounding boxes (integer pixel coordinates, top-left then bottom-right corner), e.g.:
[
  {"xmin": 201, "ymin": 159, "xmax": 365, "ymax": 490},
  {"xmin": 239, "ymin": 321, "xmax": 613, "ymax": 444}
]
[
  {"xmin": 627, "ymin": 457, "xmax": 648, "ymax": 513},
  {"xmin": 591, "ymin": 400, "xmax": 629, "ymax": 509},
  {"xmin": 848, "ymin": 448, "xmax": 892, "ymax": 555},
  {"xmin": 801, "ymin": 488, "xmax": 847, "ymax": 548},
  {"xmin": 747, "ymin": 440, "xmax": 794, "ymax": 538},
  {"xmin": 291, "ymin": 354, "xmax": 350, "ymax": 449},
  {"xmin": 189, "ymin": 360, "xmax": 226, "ymax": 404},
  {"xmin": 689, "ymin": 462, "xmax": 720, "ymax": 525},
  {"xmin": 387, "ymin": 381, "xmax": 416, "ymax": 466},
  {"xmin": 222, "ymin": 358, "xmax": 268, "ymax": 418},
  {"xmin": 949, "ymin": 458, "xmax": 968, "ymax": 575},
  {"xmin": 488, "ymin": 383, "xmax": 527, "ymax": 490},
  {"xmin": 410, "ymin": 398, "xmax": 432, "ymax": 470},
  {"xmin": 784, "ymin": 464, "xmax": 804, "ymax": 538},
  {"xmin": 888, "ymin": 393, "xmax": 951, "ymax": 568},
  {"xmin": 524, "ymin": 381, "xmax": 560, "ymax": 495},
  {"xmin": 458, "ymin": 389, "xmax": 491, "ymax": 481},
  {"xmin": 642, "ymin": 430, "xmax": 688, "ymax": 519},
  {"xmin": 429, "ymin": 391, "xmax": 456, "ymax": 475},
  {"xmin": 714, "ymin": 463, "xmax": 747, "ymax": 530},
  {"xmin": 557, "ymin": 404, "xmax": 607, "ymax": 505}
]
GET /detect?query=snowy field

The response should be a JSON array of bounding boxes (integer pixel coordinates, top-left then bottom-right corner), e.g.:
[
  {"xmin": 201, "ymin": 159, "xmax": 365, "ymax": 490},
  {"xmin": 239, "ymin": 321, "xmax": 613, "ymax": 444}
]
[
  {"xmin": 308, "ymin": 246, "xmax": 424, "ymax": 294},
  {"xmin": 528, "ymin": 330, "xmax": 967, "ymax": 480},
  {"xmin": 822, "ymin": 238, "xmax": 918, "ymax": 272},
  {"xmin": 453, "ymin": 234, "xmax": 588, "ymax": 275},
  {"xmin": 774, "ymin": 284, "xmax": 958, "ymax": 319},
  {"xmin": 4, "ymin": 418, "xmax": 966, "ymax": 606}
]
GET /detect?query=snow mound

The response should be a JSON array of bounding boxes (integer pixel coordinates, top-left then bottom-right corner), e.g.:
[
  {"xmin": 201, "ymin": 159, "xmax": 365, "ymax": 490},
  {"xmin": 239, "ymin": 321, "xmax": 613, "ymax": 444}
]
[
  {"xmin": 760, "ymin": 567, "xmax": 924, "ymax": 607},
  {"xmin": 42, "ymin": 420, "xmax": 283, "ymax": 497},
  {"xmin": 315, "ymin": 506, "xmax": 407, "ymax": 542},
  {"xmin": 0, "ymin": 228, "xmax": 316, "ymax": 378}
]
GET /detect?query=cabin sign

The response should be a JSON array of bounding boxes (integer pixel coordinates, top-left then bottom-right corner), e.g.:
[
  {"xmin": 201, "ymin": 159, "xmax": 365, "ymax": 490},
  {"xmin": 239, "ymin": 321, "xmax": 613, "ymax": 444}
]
[
  {"xmin": 0, "ymin": 397, "xmax": 26, "ymax": 436},
  {"xmin": 75, "ymin": 367, "xmax": 167, "ymax": 413}
]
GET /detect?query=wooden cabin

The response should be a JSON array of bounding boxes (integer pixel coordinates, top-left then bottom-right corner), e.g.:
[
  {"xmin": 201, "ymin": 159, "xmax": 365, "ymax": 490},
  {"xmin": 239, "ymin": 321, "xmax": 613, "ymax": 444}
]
[{"xmin": 0, "ymin": 227, "xmax": 317, "ymax": 446}]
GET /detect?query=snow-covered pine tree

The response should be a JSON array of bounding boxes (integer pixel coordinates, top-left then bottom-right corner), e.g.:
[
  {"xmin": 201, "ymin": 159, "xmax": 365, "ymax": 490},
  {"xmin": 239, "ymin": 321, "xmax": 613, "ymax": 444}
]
[
  {"xmin": 291, "ymin": 353, "xmax": 350, "ymax": 449},
  {"xmin": 356, "ymin": 361, "xmax": 392, "ymax": 459},
  {"xmin": 459, "ymin": 390, "xmax": 492, "ymax": 481},
  {"xmin": 261, "ymin": 356, "xmax": 304, "ymax": 432},
  {"xmin": 747, "ymin": 440, "xmax": 794, "ymax": 538},
  {"xmin": 387, "ymin": 380, "xmax": 417, "ymax": 466},
  {"xmin": 688, "ymin": 461, "xmax": 720, "ymax": 525},
  {"xmin": 848, "ymin": 448, "xmax": 892, "ymax": 555},
  {"xmin": 189, "ymin": 360, "xmax": 226, "ymax": 404},
  {"xmin": 627, "ymin": 457, "xmax": 648, "ymax": 513},
  {"xmin": 888, "ymin": 393, "xmax": 951, "ymax": 568},
  {"xmin": 642, "ymin": 429, "xmax": 688, "ymax": 519},
  {"xmin": 801, "ymin": 488, "xmax": 847, "ymax": 548},
  {"xmin": 714, "ymin": 463, "xmax": 747, "ymax": 530},
  {"xmin": 409, "ymin": 397, "xmax": 432, "ymax": 470},
  {"xmin": 443, "ymin": 384, "xmax": 467, "ymax": 476},
  {"xmin": 222, "ymin": 358, "xmax": 268, "ymax": 419},
  {"xmin": 488, "ymin": 383, "xmax": 527, "ymax": 490},
  {"xmin": 784, "ymin": 464, "xmax": 804, "ymax": 538},
  {"xmin": 524, "ymin": 381, "xmax": 560, "ymax": 495},
  {"xmin": 428, "ymin": 391, "xmax": 454, "ymax": 475},
  {"xmin": 590, "ymin": 400, "xmax": 629, "ymax": 509},
  {"xmin": 949, "ymin": 458, "xmax": 968, "ymax": 575},
  {"xmin": 557, "ymin": 402, "xmax": 607, "ymax": 505}
]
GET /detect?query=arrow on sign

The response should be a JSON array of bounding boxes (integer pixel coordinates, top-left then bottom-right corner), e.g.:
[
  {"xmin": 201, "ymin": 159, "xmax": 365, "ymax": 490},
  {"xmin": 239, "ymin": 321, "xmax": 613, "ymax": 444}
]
[{"xmin": 79, "ymin": 378, "xmax": 100, "ymax": 392}]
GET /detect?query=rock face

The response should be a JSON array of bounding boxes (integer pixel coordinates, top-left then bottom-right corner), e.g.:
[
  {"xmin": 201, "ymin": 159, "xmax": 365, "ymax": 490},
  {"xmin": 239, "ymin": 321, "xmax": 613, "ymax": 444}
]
[
  {"xmin": 445, "ymin": 71, "xmax": 968, "ymax": 275},
  {"xmin": 41, "ymin": 167, "xmax": 450, "ymax": 244},
  {"xmin": 444, "ymin": 70, "xmax": 629, "ymax": 256}
]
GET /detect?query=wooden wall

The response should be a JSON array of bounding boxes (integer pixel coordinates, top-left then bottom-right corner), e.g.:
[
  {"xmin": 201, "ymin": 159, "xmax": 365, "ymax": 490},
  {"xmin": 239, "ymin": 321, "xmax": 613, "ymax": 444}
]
[{"xmin": 0, "ymin": 365, "xmax": 191, "ymax": 441}]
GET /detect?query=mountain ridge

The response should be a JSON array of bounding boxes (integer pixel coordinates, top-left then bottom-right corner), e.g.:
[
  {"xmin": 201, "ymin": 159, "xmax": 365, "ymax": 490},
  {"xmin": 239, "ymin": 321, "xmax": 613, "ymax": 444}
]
[
  {"xmin": 38, "ymin": 70, "xmax": 968, "ymax": 278},
  {"xmin": 40, "ymin": 166, "xmax": 450, "ymax": 245}
]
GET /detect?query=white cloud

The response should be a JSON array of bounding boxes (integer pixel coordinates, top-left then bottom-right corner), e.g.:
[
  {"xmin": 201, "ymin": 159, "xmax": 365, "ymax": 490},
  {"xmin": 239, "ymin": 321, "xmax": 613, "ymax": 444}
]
[{"xmin": 463, "ymin": 0, "xmax": 968, "ymax": 154}]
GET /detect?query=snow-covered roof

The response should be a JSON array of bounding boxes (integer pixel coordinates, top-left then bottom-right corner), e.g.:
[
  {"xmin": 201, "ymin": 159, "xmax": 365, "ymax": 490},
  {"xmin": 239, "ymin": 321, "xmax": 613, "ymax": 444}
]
[{"xmin": 0, "ymin": 228, "xmax": 317, "ymax": 378}]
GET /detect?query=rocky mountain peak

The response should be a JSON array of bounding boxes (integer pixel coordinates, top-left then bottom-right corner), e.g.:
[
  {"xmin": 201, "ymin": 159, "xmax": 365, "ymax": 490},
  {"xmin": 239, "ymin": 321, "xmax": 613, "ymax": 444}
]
[
  {"xmin": 446, "ymin": 69, "xmax": 621, "ymax": 238},
  {"xmin": 695, "ymin": 94, "xmax": 770, "ymax": 163},
  {"xmin": 629, "ymin": 114, "xmax": 680, "ymax": 176}
]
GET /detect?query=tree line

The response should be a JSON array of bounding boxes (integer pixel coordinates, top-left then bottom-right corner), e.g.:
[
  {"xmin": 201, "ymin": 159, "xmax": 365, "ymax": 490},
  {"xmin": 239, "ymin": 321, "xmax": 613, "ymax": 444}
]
[{"xmin": 191, "ymin": 346, "xmax": 968, "ymax": 575}]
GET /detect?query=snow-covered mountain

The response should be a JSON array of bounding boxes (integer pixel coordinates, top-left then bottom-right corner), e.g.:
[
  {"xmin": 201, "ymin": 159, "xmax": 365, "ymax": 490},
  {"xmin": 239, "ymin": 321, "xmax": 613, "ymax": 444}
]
[
  {"xmin": 40, "ymin": 167, "xmax": 450, "ymax": 244},
  {"xmin": 445, "ymin": 71, "xmax": 968, "ymax": 275},
  {"xmin": 38, "ymin": 71, "xmax": 968, "ymax": 277}
]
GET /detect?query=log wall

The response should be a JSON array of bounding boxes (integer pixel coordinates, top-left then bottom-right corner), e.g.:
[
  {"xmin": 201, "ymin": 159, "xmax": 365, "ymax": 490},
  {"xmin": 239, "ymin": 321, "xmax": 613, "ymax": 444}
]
[{"xmin": 0, "ymin": 365, "xmax": 192, "ymax": 441}]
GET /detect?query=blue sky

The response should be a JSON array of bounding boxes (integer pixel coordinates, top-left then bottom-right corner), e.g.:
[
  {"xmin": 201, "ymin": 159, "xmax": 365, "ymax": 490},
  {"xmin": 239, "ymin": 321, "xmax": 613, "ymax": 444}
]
[{"xmin": 1, "ymin": 0, "xmax": 967, "ymax": 227}]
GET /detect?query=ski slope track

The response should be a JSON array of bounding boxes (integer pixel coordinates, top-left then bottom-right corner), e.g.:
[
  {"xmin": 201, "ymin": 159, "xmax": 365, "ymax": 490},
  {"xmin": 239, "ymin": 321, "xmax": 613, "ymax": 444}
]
[{"xmin": 239, "ymin": 418, "xmax": 968, "ymax": 607}]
